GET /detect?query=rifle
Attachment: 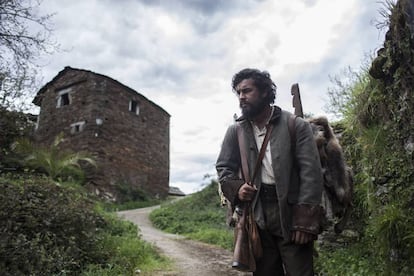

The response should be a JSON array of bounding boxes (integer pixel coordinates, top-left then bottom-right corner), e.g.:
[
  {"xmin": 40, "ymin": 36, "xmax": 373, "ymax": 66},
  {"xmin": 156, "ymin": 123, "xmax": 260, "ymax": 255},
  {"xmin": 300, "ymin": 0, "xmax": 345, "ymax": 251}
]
[
  {"xmin": 232, "ymin": 123, "xmax": 273, "ymax": 272},
  {"xmin": 291, "ymin": 83, "xmax": 304, "ymax": 118},
  {"xmin": 232, "ymin": 204, "xmax": 256, "ymax": 271}
]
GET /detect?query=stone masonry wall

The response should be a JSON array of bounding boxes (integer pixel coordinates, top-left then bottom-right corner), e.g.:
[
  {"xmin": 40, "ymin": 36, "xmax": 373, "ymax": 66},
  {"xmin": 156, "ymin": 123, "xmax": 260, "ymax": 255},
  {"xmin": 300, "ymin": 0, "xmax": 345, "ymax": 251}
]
[{"xmin": 34, "ymin": 68, "xmax": 170, "ymax": 200}]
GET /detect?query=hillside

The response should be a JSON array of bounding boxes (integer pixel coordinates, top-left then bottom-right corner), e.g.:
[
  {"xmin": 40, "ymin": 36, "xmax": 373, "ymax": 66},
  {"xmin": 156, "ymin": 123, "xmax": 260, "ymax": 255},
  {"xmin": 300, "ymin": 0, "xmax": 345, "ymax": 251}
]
[{"xmin": 150, "ymin": 181, "xmax": 233, "ymax": 250}]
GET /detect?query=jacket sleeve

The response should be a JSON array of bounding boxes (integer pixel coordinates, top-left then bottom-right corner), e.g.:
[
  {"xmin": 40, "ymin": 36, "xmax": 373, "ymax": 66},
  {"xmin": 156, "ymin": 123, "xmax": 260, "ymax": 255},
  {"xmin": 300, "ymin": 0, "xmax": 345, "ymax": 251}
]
[
  {"xmin": 215, "ymin": 124, "xmax": 244, "ymax": 206},
  {"xmin": 291, "ymin": 117, "xmax": 324, "ymax": 235}
]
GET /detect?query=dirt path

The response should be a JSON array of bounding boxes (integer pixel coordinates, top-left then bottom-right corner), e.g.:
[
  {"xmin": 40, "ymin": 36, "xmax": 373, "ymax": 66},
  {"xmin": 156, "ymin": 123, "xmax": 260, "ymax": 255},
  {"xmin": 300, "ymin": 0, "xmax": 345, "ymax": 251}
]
[{"xmin": 118, "ymin": 206, "xmax": 251, "ymax": 276}]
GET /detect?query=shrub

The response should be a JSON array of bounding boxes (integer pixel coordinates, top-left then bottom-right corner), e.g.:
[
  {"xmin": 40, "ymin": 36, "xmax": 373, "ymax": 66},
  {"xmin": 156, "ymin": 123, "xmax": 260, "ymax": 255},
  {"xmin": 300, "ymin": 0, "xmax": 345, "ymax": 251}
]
[
  {"xmin": 0, "ymin": 177, "xmax": 107, "ymax": 275},
  {"xmin": 11, "ymin": 133, "xmax": 96, "ymax": 183},
  {"xmin": 0, "ymin": 175, "xmax": 171, "ymax": 275}
]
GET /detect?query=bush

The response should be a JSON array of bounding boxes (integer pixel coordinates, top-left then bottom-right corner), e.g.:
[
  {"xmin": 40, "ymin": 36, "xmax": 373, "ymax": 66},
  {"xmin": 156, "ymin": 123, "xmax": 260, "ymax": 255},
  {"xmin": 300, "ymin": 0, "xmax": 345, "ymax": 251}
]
[
  {"xmin": 0, "ymin": 108, "xmax": 36, "ymax": 166},
  {"xmin": 0, "ymin": 177, "xmax": 107, "ymax": 275},
  {"xmin": 0, "ymin": 175, "xmax": 171, "ymax": 275}
]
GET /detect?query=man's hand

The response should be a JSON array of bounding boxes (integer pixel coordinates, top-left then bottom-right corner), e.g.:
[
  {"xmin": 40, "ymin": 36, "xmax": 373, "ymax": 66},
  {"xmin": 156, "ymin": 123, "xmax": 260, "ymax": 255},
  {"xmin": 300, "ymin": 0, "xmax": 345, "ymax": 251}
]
[
  {"xmin": 238, "ymin": 183, "xmax": 257, "ymax": 201},
  {"xmin": 291, "ymin": 230, "xmax": 315, "ymax": 244}
]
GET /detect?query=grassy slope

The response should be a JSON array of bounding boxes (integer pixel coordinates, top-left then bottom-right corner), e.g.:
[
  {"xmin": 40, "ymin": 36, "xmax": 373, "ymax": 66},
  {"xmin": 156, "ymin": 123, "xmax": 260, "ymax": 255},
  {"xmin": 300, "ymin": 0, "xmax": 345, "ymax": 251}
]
[{"xmin": 150, "ymin": 181, "xmax": 234, "ymax": 250}]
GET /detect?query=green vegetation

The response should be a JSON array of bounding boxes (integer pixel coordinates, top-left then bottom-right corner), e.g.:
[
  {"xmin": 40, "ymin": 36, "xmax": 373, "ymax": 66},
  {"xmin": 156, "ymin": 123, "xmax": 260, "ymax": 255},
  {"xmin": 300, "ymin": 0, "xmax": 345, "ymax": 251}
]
[
  {"xmin": 150, "ymin": 181, "xmax": 234, "ymax": 250},
  {"xmin": 102, "ymin": 197, "xmax": 163, "ymax": 212},
  {"xmin": 315, "ymin": 1, "xmax": 414, "ymax": 274},
  {"xmin": 0, "ymin": 124, "xmax": 172, "ymax": 275},
  {"xmin": 315, "ymin": 75, "xmax": 414, "ymax": 271},
  {"xmin": 0, "ymin": 175, "xmax": 171, "ymax": 275},
  {"xmin": 2, "ymin": 1, "xmax": 414, "ymax": 275},
  {"xmin": 0, "ymin": 2, "xmax": 170, "ymax": 273},
  {"xmin": 315, "ymin": 243, "xmax": 384, "ymax": 276},
  {"xmin": 11, "ymin": 133, "xmax": 96, "ymax": 182},
  {"xmin": 102, "ymin": 181, "xmax": 164, "ymax": 212}
]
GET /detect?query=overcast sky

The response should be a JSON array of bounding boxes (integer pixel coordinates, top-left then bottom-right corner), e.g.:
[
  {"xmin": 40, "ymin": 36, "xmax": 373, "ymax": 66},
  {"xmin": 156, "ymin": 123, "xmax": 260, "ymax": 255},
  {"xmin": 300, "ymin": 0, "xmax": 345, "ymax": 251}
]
[{"xmin": 34, "ymin": 0, "xmax": 386, "ymax": 194}]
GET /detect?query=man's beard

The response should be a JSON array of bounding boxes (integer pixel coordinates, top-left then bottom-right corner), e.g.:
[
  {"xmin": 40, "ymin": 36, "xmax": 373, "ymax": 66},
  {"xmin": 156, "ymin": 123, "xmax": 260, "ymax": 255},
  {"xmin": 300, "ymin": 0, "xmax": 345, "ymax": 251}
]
[{"xmin": 240, "ymin": 97, "xmax": 268, "ymax": 119}]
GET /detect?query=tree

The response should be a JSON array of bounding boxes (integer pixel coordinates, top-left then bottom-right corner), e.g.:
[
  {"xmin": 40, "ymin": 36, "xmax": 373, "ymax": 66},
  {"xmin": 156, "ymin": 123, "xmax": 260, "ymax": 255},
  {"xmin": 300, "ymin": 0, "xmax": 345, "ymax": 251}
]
[
  {"xmin": 0, "ymin": 0, "xmax": 57, "ymax": 111},
  {"xmin": 0, "ymin": 107, "xmax": 36, "ymax": 169}
]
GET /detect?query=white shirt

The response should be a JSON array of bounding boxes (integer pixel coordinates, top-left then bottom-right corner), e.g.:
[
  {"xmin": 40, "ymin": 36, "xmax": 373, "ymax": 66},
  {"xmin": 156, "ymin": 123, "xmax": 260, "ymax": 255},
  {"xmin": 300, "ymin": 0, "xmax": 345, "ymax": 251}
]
[{"xmin": 251, "ymin": 107, "xmax": 275, "ymax": 185}]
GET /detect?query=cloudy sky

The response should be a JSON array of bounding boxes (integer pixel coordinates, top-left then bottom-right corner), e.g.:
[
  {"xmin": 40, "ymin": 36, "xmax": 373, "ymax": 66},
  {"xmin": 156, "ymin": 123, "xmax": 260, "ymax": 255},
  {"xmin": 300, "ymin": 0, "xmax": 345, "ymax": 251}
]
[{"xmin": 34, "ymin": 0, "xmax": 386, "ymax": 194}]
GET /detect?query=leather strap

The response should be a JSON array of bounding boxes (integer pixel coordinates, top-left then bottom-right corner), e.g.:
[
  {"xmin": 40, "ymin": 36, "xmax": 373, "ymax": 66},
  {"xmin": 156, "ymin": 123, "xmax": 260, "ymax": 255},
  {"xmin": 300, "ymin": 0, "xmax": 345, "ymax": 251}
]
[
  {"xmin": 288, "ymin": 115, "xmax": 297, "ymax": 154},
  {"xmin": 237, "ymin": 123, "xmax": 274, "ymax": 185},
  {"xmin": 237, "ymin": 124, "xmax": 251, "ymax": 183}
]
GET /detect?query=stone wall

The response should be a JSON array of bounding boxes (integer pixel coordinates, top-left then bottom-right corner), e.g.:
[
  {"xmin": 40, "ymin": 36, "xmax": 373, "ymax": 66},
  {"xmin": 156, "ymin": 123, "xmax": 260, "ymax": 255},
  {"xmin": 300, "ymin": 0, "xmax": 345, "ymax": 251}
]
[{"xmin": 33, "ymin": 67, "xmax": 170, "ymax": 200}]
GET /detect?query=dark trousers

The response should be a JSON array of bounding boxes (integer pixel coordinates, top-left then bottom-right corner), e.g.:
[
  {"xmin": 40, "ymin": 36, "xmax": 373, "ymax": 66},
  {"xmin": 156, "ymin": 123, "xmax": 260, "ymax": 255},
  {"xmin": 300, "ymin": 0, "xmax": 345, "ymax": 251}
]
[
  {"xmin": 254, "ymin": 229, "xmax": 314, "ymax": 276},
  {"xmin": 254, "ymin": 184, "xmax": 314, "ymax": 276}
]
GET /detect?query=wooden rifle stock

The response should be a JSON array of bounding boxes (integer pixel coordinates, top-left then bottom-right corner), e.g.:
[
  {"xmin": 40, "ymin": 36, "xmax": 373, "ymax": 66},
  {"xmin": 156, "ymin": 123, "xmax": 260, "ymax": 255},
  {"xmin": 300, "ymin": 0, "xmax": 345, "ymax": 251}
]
[
  {"xmin": 232, "ymin": 203, "xmax": 256, "ymax": 272},
  {"xmin": 291, "ymin": 83, "xmax": 304, "ymax": 118}
]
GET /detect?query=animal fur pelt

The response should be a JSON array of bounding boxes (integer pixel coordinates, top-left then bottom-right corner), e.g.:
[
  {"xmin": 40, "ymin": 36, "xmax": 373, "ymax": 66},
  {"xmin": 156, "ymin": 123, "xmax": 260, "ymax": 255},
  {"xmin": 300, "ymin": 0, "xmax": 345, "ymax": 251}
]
[{"xmin": 308, "ymin": 116, "xmax": 353, "ymax": 233}]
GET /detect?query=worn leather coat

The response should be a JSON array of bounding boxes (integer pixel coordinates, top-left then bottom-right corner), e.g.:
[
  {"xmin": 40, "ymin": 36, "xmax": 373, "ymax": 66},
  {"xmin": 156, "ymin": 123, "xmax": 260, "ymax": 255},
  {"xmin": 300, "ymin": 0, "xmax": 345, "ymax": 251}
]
[{"xmin": 216, "ymin": 106, "xmax": 324, "ymax": 241}]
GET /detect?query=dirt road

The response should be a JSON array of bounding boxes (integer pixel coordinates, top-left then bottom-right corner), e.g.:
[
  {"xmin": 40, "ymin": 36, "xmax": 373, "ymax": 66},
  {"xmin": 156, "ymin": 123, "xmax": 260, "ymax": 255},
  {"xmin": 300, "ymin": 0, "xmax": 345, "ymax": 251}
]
[{"xmin": 118, "ymin": 206, "xmax": 251, "ymax": 276}]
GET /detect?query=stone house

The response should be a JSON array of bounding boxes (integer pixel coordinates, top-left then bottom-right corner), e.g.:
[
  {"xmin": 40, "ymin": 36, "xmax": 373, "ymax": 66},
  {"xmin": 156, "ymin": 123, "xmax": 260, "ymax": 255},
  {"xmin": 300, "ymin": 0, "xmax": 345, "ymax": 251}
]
[{"xmin": 32, "ymin": 66, "xmax": 170, "ymax": 201}]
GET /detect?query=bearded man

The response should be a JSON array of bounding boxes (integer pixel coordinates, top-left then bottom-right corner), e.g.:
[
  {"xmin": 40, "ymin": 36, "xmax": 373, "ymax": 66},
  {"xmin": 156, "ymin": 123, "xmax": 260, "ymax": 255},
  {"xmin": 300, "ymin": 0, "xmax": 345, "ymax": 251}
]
[{"xmin": 216, "ymin": 68, "xmax": 324, "ymax": 275}]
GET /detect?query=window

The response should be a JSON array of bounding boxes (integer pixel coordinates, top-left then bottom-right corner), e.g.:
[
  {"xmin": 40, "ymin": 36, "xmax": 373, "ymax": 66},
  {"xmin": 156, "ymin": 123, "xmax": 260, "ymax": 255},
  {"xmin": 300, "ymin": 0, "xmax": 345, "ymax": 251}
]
[
  {"xmin": 57, "ymin": 87, "xmax": 72, "ymax": 107},
  {"xmin": 129, "ymin": 100, "xmax": 140, "ymax": 115},
  {"xmin": 70, "ymin": 121, "xmax": 86, "ymax": 134}
]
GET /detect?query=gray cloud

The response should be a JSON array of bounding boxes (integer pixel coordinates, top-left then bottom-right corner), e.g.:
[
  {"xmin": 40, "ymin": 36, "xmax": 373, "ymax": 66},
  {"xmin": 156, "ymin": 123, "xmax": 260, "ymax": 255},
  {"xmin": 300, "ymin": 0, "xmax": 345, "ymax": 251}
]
[
  {"xmin": 140, "ymin": 0, "xmax": 249, "ymax": 15},
  {"xmin": 303, "ymin": 0, "xmax": 319, "ymax": 8},
  {"xmin": 170, "ymin": 154, "xmax": 217, "ymax": 186},
  {"xmin": 138, "ymin": 0, "xmax": 262, "ymax": 34},
  {"xmin": 34, "ymin": 0, "xmax": 386, "ymax": 194},
  {"xmin": 143, "ymin": 64, "xmax": 189, "ymax": 87}
]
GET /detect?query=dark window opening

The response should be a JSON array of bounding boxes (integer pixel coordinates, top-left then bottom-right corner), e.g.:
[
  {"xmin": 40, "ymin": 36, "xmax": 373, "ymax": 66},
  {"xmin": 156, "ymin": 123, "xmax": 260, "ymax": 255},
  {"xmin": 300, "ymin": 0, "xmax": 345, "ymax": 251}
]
[
  {"xmin": 61, "ymin": 93, "xmax": 70, "ymax": 106},
  {"xmin": 129, "ymin": 100, "xmax": 140, "ymax": 115},
  {"xmin": 70, "ymin": 121, "xmax": 85, "ymax": 134},
  {"xmin": 56, "ymin": 87, "xmax": 72, "ymax": 108}
]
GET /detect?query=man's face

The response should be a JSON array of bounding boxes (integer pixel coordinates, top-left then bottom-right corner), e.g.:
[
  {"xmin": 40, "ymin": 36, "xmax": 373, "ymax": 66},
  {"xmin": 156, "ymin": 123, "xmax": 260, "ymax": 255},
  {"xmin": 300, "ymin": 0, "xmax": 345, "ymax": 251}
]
[{"xmin": 235, "ymin": 78, "xmax": 267, "ymax": 119}]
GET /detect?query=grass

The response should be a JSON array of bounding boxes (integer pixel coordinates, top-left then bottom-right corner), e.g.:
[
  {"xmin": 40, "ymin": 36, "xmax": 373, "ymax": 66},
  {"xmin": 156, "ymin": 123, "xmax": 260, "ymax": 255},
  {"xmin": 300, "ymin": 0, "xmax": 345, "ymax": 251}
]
[
  {"xmin": 315, "ymin": 242, "xmax": 383, "ymax": 276},
  {"xmin": 149, "ymin": 181, "xmax": 234, "ymax": 250},
  {"xmin": 101, "ymin": 198, "xmax": 163, "ymax": 212}
]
